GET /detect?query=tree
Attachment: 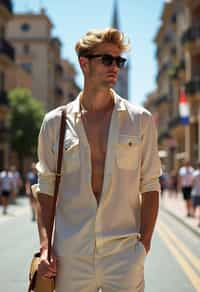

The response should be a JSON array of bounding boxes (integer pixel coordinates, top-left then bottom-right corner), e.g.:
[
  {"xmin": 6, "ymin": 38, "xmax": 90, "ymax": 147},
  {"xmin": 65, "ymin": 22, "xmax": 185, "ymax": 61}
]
[{"xmin": 8, "ymin": 88, "xmax": 44, "ymax": 170}]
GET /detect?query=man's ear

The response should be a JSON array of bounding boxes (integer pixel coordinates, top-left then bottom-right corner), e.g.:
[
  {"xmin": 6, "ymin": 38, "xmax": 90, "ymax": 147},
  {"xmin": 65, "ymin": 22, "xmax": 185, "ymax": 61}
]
[{"xmin": 79, "ymin": 57, "xmax": 88, "ymax": 73}]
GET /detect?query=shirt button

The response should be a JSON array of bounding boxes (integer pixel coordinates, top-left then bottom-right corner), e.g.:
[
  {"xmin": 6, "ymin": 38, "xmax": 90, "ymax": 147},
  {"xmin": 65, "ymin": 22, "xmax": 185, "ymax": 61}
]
[{"xmin": 128, "ymin": 141, "xmax": 132, "ymax": 146}]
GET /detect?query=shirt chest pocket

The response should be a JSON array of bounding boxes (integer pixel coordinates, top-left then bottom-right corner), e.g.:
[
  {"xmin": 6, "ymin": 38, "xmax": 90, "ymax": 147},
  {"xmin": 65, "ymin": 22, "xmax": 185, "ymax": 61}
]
[
  {"xmin": 63, "ymin": 136, "xmax": 80, "ymax": 173},
  {"xmin": 116, "ymin": 135, "xmax": 141, "ymax": 170}
]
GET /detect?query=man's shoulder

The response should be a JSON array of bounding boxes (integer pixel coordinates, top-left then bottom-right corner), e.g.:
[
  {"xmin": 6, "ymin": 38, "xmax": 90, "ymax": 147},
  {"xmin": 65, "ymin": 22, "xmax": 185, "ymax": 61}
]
[
  {"xmin": 44, "ymin": 100, "xmax": 76, "ymax": 123},
  {"xmin": 120, "ymin": 97, "xmax": 152, "ymax": 120}
]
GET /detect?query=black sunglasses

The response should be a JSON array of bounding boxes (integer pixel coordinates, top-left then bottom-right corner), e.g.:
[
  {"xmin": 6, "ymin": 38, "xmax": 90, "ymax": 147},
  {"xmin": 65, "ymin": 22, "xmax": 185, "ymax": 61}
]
[{"xmin": 84, "ymin": 54, "xmax": 127, "ymax": 69}]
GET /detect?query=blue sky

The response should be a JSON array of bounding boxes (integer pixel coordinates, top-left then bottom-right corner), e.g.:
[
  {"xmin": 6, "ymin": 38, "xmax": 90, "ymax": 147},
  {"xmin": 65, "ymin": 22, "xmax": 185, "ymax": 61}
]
[{"xmin": 13, "ymin": 0, "xmax": 165, "ymax": 105}]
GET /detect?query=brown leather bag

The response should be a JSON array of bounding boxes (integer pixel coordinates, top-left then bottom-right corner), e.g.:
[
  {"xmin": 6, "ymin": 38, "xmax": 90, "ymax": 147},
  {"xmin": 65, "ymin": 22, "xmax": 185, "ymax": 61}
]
[{"xmin": 28, "ymin": 109, "xmax": 66, "ymax": 292}]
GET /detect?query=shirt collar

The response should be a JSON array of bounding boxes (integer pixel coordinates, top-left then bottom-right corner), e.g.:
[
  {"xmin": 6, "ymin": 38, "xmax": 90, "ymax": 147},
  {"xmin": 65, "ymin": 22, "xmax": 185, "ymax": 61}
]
[{"xmin": 70, "ymin": 89, "xmax": 127, "ymax": 115}]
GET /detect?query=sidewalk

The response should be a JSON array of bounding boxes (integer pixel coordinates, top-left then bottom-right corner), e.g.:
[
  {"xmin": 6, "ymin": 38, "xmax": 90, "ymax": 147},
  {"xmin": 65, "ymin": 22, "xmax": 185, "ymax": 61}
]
[
  {"xmin": 0, "ymin": 196, "xmax": 30, "ymax": 223},
  {"xmin": 160, "ymin": 192, "xmax": 200, "ymax": 237}
]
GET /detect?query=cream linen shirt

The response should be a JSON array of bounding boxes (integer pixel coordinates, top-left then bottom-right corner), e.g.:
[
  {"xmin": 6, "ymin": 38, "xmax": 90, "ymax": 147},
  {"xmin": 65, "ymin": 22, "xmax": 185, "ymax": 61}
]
[{"xmin": 36, "ymin": 91, "xmax": 161, "ymax": 258}]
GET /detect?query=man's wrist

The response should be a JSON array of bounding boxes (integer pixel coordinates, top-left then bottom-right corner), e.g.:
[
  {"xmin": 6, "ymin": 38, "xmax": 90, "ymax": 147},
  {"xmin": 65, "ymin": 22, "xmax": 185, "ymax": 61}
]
[{"xmin": 40, "ymin": 241, "xmax": 48, "ymax": 254}]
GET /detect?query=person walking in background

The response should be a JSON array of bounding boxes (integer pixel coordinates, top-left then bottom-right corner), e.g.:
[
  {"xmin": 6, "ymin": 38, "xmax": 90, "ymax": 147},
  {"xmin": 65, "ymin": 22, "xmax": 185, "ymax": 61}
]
[
  {"xmin": 10, "ymin": 165, "xmax": 22, "ymax": 203},
  {"xmin": 25, "ymin": 162, "xmax": 37, "ymax": 221},
  {"xmin": 178, "ymin": 160, "xmax": 194, "ymax": 217},
  {"xmin": 35, "ymin": 28, "xmax": 161, "ymax": 291},
  {"xmin": 168, "ymin": 169, "xmax": 178, "ymax": 198},
  {"xmin": 191, "ymin": 162, "xmax": 200, "ymax": 227},
  {"xmin": 0, "ymin": 167, "xmax": 14, "ymax": 215}
]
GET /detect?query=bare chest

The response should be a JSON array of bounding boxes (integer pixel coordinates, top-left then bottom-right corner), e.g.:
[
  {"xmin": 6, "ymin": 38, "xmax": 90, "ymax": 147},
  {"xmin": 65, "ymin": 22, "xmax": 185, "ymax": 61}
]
[
  {"xmin": 81, "ymin": 110, "xmax": 112, "ymax": 158},
  {"xmin": 81, "ymin": 109, "xmax": 113, "ymax": 203}
]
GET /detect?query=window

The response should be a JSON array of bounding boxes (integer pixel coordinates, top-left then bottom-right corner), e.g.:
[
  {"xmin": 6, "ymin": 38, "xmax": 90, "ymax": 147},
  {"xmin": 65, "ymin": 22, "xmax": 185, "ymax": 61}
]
[
  {"xmin": 21, "ymin": 23, "xmax": 31, "ymax": 32},
  {"xmin": 0, "ymin": 26, "xmax": 5, "ymax": 38},
  {"xmin": 0, "ymin": 72, "xmax": 5, "ymax": 91},
  {"xmin": 23, "ymin": 44, "xmax": 30, "ymax": 54},
  {"xmin": 21, "ymin": 63, "xmax": 32, "ymax": 73}
]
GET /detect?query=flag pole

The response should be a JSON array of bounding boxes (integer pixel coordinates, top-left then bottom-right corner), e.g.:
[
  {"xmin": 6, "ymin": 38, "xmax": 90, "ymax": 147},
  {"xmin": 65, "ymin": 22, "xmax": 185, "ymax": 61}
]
[
  {"xmin": 179, "ymin": 86, "xmax": 190, "ymax": 161},
  {"xmin": 198, "ymin": 107, "xmax": 200, "ymax": 161},
  {"xmin": 185, "ymin": 124, "xmax": 190, "ymax": 161}
]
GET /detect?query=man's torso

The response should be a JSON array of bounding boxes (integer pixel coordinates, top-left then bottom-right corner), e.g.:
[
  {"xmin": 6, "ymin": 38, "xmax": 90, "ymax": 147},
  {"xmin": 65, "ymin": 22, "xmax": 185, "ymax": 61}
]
[{"xmin": 81, "ymin": 105, "xmax": 114, "ymax": 204}]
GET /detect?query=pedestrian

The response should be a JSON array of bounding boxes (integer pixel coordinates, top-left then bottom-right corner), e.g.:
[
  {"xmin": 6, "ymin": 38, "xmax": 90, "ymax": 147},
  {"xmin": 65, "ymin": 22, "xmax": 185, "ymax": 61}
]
[
  {"xmin": 191, "ymin": 162, "xmax": 200, "ymax": 227},
  {"xmin": 34, "ymin": 28, "xmax": 161, "ymax": 291},
  {"xmin": 25, "ymin": 162, "xmax": 37, "ymax": 221},
  {"xmin": 178, "ymin": 160, "xmax": 194, "ymax": 217},
  {"xmin": 10, "ymin": 165, "xmax": 22, "ymax": 203},
  {"xmin": 0, "ymin": 167, "xmax": 14, "ymax": 215},
  {"xmin": 168, "ymin": 169, "xmax": 178, "ymax": 197},
  {"xmin": 159, "ymin": 167, "xmax": 168, "ymax": 198}
]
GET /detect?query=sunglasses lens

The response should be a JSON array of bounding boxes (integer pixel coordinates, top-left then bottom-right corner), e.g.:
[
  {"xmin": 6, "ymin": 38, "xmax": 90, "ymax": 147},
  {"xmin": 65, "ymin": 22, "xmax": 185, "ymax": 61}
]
[
  {"xmin": 116, "ymin": 57, "xmax": 126, "ymax": 68},
  {"xmin": 101, "ymin": 55, "xmax": 126, "ymax": 68},
  {"xmin": 102, "ymin": 55, "xmax": 113, "ymax": 66}
]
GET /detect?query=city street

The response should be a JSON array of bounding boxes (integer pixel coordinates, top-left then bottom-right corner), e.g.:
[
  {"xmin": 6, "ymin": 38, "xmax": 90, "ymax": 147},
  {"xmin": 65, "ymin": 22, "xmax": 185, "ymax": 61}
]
[{"xmin": 0, "ymin": 198, "xmax": 199, "ymax": 292}]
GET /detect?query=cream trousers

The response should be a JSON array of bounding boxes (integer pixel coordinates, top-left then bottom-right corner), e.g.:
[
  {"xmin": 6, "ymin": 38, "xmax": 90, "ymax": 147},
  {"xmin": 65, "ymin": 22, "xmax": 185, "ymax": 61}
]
[{"xmin": 56, "ymin": 237, "xmax": 146, "ymax": 292}]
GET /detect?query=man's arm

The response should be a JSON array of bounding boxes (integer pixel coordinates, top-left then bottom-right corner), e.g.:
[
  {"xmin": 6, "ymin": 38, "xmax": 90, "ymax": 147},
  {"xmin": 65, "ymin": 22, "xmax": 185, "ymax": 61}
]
[
  {"xmin": 36, "ymin": 193, "xmax": 56, "ymax": 278},
  {"xmin": 140, "ymin": 191, "xmax": 159, "ymax": 253},
  {"xmin": 36, "ymin": 193, "xmax": 54, "ymax": 251}
]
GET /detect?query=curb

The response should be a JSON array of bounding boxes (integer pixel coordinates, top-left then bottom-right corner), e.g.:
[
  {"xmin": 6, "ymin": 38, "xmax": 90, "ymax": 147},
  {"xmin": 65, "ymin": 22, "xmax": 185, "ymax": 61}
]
[{"xmin": 161, "ymin": 205, "xmax": 200, "ymax": 238}]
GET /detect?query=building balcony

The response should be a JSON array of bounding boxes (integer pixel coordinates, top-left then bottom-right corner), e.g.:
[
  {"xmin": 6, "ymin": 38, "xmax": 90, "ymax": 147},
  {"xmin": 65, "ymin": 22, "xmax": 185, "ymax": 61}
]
[
  {"xmin": 0, "ymin": 0, "xmax": 13, "ymax": 13},
  {"xmin": 182, "ymin": 25, "xmax": 200, "ymax": 45},
  {"xmin": 185, "ymin": 77, "xmax": 200, "ymax": 96},
  {"xmin": 0, "ymin": 38, "xmax": 15, "ymax": 62},
  {"xmin": 0, "ymin": 90, "xmax": 9, "ymax": 106}
]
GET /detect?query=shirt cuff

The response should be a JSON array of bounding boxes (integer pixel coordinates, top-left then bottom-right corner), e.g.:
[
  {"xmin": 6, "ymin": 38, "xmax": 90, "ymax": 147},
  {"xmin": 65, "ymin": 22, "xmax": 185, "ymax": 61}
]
[
  {"xmin": 36, "ymin": 174, "xmax": 55, "ymax": 197},
  {"xmin": 140, "ymin": 179, "xmax": 161, "ymax": 194}
]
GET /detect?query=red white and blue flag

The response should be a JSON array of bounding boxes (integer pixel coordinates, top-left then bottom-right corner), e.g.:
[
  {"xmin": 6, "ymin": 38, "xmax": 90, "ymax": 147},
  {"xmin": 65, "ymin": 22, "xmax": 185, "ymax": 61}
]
[{"xmin": 179, "ymin": 87, "xmax": 190, "ymax": 125}]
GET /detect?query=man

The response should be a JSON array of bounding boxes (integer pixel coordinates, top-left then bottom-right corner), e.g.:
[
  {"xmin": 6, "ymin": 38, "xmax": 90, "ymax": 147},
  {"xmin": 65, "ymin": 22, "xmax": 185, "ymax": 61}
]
[
  {"xmin": 25, "ymin": 162, "xmax": 38, "ymax": 221},
  {"xmin": 10, "ymin": 165, "xmax": 22, "ymax": 203},
  {"xmin": 0, "ymin": 167, "xmax": 14, "ymax": 215},
  {"xmin": 178, "ymin": 160, "xmax": 194, "ymax": 217},
  {"xmin": 191, "ymin": 162, "xmax": 200, "ymax": 227},
  {"xmin": 35, "ymin": 28, "xmax": 161, "ymax": 292}
]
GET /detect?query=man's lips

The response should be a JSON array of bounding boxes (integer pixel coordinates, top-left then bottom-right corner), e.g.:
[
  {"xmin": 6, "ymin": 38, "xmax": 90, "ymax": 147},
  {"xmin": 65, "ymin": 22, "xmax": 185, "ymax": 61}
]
[{"xmin": 107, "ymin": 73, "xmax": 117, "ymax": 78}]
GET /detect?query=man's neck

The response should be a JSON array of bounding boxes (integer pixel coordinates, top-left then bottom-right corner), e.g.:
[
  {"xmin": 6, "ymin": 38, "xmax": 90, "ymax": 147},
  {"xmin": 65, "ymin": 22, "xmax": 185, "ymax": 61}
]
[{"xmin": 80, "ymin": 88, "xmax": 114, "ymax": 112}]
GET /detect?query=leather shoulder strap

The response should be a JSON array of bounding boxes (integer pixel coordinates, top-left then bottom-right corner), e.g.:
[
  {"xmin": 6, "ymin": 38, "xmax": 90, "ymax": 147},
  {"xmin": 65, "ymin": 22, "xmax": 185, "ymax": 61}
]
[{"xmin": 47, "ymin": 109, "xmax": 66, "ymax": 261}]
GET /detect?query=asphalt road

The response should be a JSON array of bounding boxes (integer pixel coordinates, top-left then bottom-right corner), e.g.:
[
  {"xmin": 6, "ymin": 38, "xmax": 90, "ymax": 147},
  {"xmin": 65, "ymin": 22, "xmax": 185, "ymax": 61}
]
[{"xmin": 0, "ymin": 198, "xmax": 199, "ymax": 292}]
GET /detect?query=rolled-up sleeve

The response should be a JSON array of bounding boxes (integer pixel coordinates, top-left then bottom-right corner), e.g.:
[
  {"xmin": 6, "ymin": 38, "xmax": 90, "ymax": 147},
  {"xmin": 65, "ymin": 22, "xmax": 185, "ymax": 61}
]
[
  {"xmin": 35, "ymin": 114, "xmax": 57, "ymax": 196},
  {"xmin": 140, "ymin": 112, "xmax": 161, "ymax": 194}
]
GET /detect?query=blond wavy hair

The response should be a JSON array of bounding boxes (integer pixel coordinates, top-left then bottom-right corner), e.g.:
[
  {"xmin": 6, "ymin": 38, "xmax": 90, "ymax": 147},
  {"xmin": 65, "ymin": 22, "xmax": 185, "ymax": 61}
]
[{"xmin": 75, "ymin": 28, "xmax": 130, "ymax": 57}]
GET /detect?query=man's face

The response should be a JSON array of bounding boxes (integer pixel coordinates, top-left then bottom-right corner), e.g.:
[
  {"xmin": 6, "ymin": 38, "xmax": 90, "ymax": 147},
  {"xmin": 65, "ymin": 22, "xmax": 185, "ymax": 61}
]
[{"xmin": 81, "ymin": 42, "xmax": 125, "ymax": 88}]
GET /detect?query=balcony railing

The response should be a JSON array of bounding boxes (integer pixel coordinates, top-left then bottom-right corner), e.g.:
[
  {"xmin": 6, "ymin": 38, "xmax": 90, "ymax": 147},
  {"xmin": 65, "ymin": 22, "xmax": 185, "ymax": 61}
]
[
  {"xmin": 185, "ymin": 77, "xmax": 200, "ymax": 95},
  {"xmin": 0, "ymin": 90, "xmax": 9, "ymax": 106},
  {"xmin": 0, "ymin": 0, "xmax": 13, "ymax": 13},
  {"xmin": 182, "ymin": 25, "xmax": 200, "ymax": 44},
  {"xmin": 0, "ymin": 38, "xmax": 15, "ymax": 61}
]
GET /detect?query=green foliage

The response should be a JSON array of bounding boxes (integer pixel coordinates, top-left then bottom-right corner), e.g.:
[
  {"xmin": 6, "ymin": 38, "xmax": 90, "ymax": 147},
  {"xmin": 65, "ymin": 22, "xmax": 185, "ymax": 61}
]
[{"xmin": 8, "ymin": 88, "xmax": 44, "ymax": 161}]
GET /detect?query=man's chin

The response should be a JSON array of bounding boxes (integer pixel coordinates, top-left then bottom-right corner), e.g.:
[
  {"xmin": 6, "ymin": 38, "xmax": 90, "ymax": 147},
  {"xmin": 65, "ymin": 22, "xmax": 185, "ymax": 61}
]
[{"xmin": 106, "ymin": 80, "xmax": 117, "ymax": 87}]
